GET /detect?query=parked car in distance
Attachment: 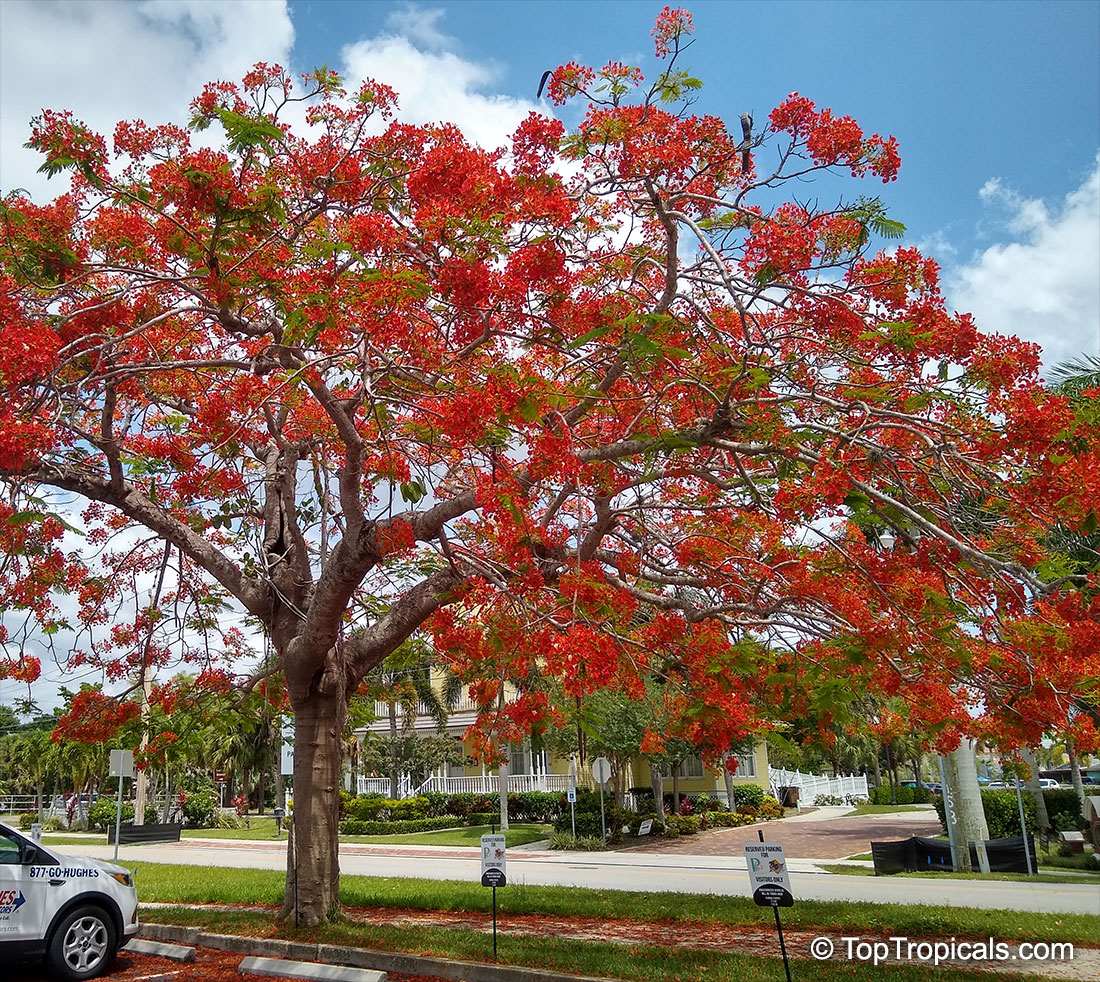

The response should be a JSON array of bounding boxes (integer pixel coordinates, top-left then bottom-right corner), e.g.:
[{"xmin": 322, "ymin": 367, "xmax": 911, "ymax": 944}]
[{"xmin": 0, "ymin": 820, "xmax": 138, "ymax": 979}]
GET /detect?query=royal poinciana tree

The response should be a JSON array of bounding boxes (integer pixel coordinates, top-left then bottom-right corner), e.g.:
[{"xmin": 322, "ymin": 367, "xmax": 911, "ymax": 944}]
[{"xmin": 1, "ymin": 9, "xmax": 1097, "ymax": 921}]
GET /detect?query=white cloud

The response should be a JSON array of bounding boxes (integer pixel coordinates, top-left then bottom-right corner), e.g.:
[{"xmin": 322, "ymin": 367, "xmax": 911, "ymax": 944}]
[
  {"xmin": 0, "ymin": 0, "xmax": 294, "ymax": 200},
  {"xmin": 384, "ymin": 3, "xmax": 454, "ymax": 51},
  {"xmin": 340, "ymin": 22, "xmax": 538, "ymax": 152},
  {"xmin": 948, "ymin": 155, "xmax": 1100, "ymax": 374}
]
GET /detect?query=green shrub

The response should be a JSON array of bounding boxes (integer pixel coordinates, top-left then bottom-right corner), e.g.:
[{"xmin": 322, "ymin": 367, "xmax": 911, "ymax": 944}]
[
  {"xmin": 1043, "ymin": 789, "xmax": 1085, "ymax": 828},
  {"xmin": 759, "ymin": 796, "xmax": 785, "ymax": 820},
  {"xmin": 934, "ymin": 789, "xmax": 1037, "ymax": 838},
  {"xmin": 43, "ymin": 816, "xmax": 65, "ymax": 832},
  {"xmin": 180, "ymin": 789, "xmax": 218, "ymax": 827},
  {"xmin": 344, "ymin": 795, "xmax": 430, "ymax": 822},
  {"xmin": 423, "ymin": 792, "xmax": 447, "ymax": 817},
  {"xmin": 508, "ymin": 790, "xmax": 561, "ymax": 822},
  {"xmin": 467, "ymin": 812, "xmax": 497, "ymax": 826},
  {"xmin": 339, "ymin": 816, "xmax": 460, "ymax": 836},
  {"xmin": 553, "ymin": 810, "xmax": 603, "ymax": 839},
  {"xmin": 339, "ymin": 788, "xmax": 354, "ymax": 817},
  {"xmin": 1051, "ymin": 811, "xmax": 1083, "ymax": 832},
  {"xmin": 88, "ymin": 798, "xmax": 133, "ymax": 831},
  {"xmin": 390, "ymin": 796, "xmax": 430, "ymax": 821},
  {"xmin": 18, "ymin": 811, "xmax": 37, "ymax": 830},
  {"xmin": 731, "ymin": 784, "xmax": 766, "ymax": 808},
  {"xmin": 871, "ymin": 784, "xmax": 915, "ymax": 805},
  {"xmin": 441, "ymin": 793, "xmax": 497, "ymax": 817},
  {"xmin": 709, "ymin": 810, "xmax": 752, "ymax": 828},
  {"xmin": 345, "ymin": 794, "xmax": 387, "ymax": 822},
  {"xmin": 666, "ymin": 814, "xmax": 700, "ymax": 835},
  {"xmin": 547, "ymin": 831, "xmax": 577, "ymax": 850}
]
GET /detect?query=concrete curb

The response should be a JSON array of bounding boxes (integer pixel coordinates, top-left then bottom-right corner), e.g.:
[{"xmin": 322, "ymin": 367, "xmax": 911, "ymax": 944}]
[
  {"xmin": 140, "ymin": 923, "xmax": 629, "ymax": 982},
  {"xmin": 126, "ymin": 937, "xmax": 197, "ymax": 962},
  {"xmin": 239, "ymin": 955, "xmax": 385, "ymax": 981}
]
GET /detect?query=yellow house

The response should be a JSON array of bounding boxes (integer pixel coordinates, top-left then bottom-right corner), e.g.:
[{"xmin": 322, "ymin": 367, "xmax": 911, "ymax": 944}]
[{"xmin": 352, "ymin": 685, "xmax": 771, "ymax": 805}]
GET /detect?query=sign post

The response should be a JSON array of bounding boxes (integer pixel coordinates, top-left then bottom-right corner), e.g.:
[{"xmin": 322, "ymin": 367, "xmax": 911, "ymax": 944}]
[
  {"xmin": 591, "ymin": 757, "xmax": 611, "ymax": 842},
  {"xmin": 745, "ymin": 833, "xmax": 793, "ymax": 982},
  {"xmin": 566, "ymin": 786, "xmax": 576, "ymax": 839},
  {"xmin": 109, "ymin": 749, "xmax": 135, "ymax": 863},
  {"xmin": 481, "ymin": 833, "xmax": 507, "ymax": 958}
]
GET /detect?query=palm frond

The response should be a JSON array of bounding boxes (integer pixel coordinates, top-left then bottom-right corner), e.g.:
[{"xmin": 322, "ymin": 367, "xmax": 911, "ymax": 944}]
[{"xmin": 1048, "ymin": 353, "xmax": 1100, "ymax": 394}]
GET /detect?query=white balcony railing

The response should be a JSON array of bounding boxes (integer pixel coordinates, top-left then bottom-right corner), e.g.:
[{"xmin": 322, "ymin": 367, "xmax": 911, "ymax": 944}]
[{"xmin": 357, "ymin": 773, "xmax": 576, "ymax": 797}]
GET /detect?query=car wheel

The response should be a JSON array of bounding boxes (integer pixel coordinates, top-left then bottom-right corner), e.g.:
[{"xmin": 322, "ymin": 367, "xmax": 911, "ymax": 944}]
[{"xmin": 45, "ymin": 904, "xmax": 117, "ymax": 981}]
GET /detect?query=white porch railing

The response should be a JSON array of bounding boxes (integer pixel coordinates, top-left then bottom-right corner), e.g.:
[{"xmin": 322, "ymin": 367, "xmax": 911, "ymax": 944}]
[
  {"xmin": 357, "ymin": 777, "xmax": 415, "ymax": 798},
  {"xmin": 768, "ymin": 768, "xmax": 868, "ymax": 802},
  {"xmin": 357, "ymin": 773, "xmax": 575, "ymax": 797}
]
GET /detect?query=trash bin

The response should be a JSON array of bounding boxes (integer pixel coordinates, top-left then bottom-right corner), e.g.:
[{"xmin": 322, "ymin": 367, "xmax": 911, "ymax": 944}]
[{"xmin": 778, "ymin": 786, "xmax": 799, "ymax": 808}]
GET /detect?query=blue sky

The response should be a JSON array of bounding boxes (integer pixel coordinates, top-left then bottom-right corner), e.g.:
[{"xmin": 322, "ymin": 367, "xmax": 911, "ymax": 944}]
[
  {"xmin": 0, "ymin": 0, "xmax": 1097, "ymax": 714},
  {"xmin": 1, "ymin": 0, "xmax": 1096, "ymax": 371}
]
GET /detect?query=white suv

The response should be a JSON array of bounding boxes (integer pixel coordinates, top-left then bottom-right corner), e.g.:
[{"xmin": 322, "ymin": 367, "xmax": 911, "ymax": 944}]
[{"xmin": 0, "ymin": 820, "xmax": 139, "ymax": 980}]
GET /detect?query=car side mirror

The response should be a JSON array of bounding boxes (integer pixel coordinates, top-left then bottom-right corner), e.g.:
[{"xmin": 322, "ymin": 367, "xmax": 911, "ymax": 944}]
[{"xmin": 22, "ymin": 843, "xmax": 41, "ymax": 866}]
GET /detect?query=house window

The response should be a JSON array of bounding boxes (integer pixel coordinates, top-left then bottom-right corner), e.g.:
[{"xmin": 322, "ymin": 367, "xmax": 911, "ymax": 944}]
[
  {"xmin": 662, "ymin": 756, "xmax": 705, "ymax": 779},
  {"xmin": 682, "ymin": 755, "xmax": 705, "ymax": 778},
  {"xmin": 509, "ymin": 744, "xmax": 529, "ymax": 775},
  {"xmin": 734, "ymin": 753, "xmax": 757, "ymax": 778}
]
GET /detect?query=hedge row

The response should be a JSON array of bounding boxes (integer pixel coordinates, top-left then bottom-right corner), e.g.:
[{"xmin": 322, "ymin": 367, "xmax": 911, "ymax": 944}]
[
  {"xmin": 339, "ymin": 816, "xmax": 460, "ymax": 836},
  {"xmin": 933, "ymin": 788, "xmax": 1086, "ymax": 839},
  {"xmin": 342, "ymin": 790, "xmax": 563, "ymax": 823},
  {"xmin": 869, "ymin": 785, "xmax": 933, "ymax": 805}
]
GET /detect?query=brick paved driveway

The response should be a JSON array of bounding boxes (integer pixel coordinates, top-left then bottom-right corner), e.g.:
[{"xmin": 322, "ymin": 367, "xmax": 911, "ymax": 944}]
[{"xmin": 620, "ymin": 810, "xmax": 943, "ymax": 860}]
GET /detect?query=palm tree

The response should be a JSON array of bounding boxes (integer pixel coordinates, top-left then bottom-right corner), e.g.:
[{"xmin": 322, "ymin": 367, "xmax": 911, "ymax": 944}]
[
  {"xmin": 9, "ymin": 728, "xmax": 53, "ymax": 821},
  {"xmin": 364, "ymin": 636, "xmax": 462, "ymax": 799}
]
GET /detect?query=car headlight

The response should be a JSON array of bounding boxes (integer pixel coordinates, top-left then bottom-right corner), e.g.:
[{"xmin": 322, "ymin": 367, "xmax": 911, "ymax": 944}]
[{"xmin": 110, "ymin": 872, "xmax": 133, "ymax": 888}]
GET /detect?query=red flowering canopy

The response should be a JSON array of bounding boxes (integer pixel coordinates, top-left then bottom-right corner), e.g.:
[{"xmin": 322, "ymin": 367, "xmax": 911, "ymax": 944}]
[{"xmin": 1, "ymin": 8, "xmax": 1096, "ymax": 921}]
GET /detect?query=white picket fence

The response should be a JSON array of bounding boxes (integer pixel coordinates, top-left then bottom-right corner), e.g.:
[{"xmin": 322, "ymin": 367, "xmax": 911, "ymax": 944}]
[{"xmin": 769, "ymin": 768, "xmax": 868, "ymax": 803}]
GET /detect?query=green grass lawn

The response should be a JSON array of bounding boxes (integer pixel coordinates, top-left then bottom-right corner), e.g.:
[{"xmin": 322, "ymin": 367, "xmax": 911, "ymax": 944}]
[
  {"xmin": 819, "ymin": 863, "xmax": 1098, "ymax": 884},
  {"xmin": 847, "ymin": 804, "xmax": 936, "ymax": 816},
  {"xmin": 43, "ymin": 821, "xmax": 549, "ymax": 849},
  {"xmin": 141, "ymin": 905, "xmax": 1057, "ymax": 982},
  {"xmin": 129, "ymin": 862, "xmax": 1097, "ymax": 945}
]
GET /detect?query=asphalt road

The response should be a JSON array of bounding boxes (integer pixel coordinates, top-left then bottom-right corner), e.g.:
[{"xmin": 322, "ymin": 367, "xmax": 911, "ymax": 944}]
[{"xmin": 62, "ymin": 839, "xmax": 1100, "ymax": 916}]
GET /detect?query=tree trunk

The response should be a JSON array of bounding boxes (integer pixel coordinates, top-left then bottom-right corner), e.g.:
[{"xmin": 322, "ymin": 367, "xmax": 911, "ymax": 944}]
[
  {"xmin": 497, "ymin": 759, "xmax": 510, "ymax": 832},
  {"xmin": 941, "ymin": 752, "xmax": 973, "ymax": 872},
  {"xmin": 650, "ymin": 762, "xmax": 665, "ymax": 821},
  {"xmin": 613, "ymin": 757, "xmax": 626, "ymax": 808},
  {"xmin": 722, "ymin": 756, "xmax": 736, "ymax": 812},
  {"xmin": 1021, "ymin": 747, "xmax": 1051, "ymax": 832},
  {"xmin": 282, "ymin": 688, "xmax": 345, "ymax": 925},
  {"xmin": 388, "ymin": 701, "xmax": 399, "ymax": 800},
  {"xmin": 671, "ymin": 761, "xmax": 681, "ymax": 815},
  {"xmin": 1067, "ymin": 738, "xmax": 1086, "ymax": 814},
  {"xmin": 872, "ymin": 749, "xmax": 882, "ymax": 790}
]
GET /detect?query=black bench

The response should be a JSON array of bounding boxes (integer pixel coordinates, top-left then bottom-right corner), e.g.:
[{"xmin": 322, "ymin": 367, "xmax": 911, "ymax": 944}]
[{"xmin": 107, "ymin": 822, "xmax": 183, "ymax": 844}]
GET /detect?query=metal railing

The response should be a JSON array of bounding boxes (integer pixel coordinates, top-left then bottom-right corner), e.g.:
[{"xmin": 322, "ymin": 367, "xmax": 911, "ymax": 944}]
[
  {"xmin": 768, "ymin": 768, "xmax": 869, "ymax": 802},
  {"xmin": 356, "ymin": 773, "xmax": 575, "ymax": 797}
]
